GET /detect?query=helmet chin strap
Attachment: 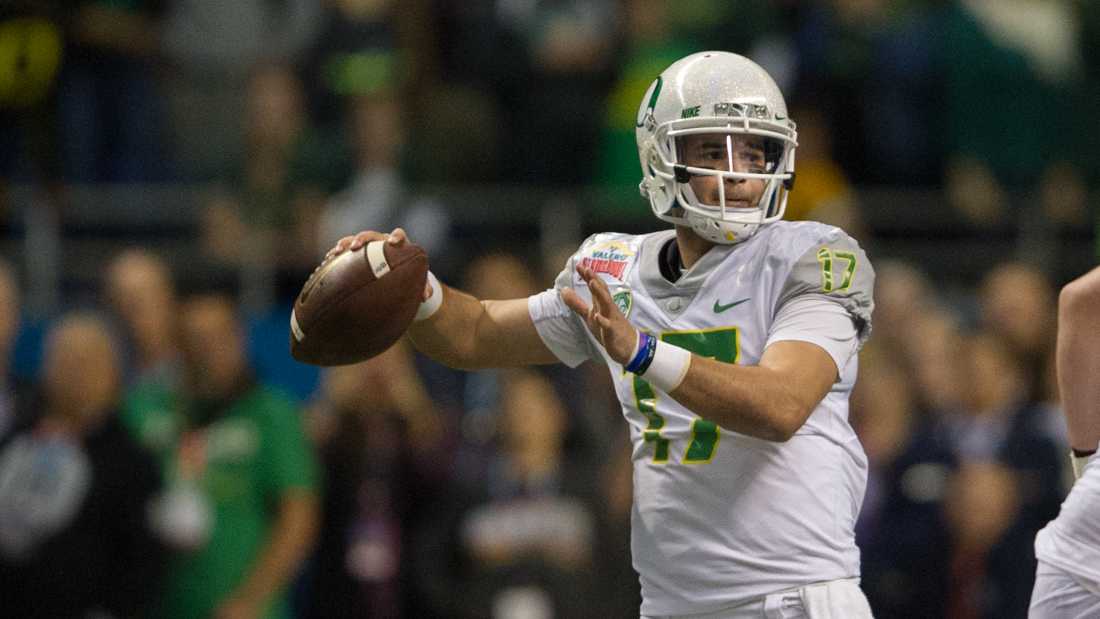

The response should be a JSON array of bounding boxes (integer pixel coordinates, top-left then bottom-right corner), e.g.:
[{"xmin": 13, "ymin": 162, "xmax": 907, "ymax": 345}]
[
  {"xmin": 688, "ymin": 214, "xmax": 761, "ymax": 245},
  {"xmin": 670, "ymin": 165, "xmax": 766, "ymax": 245}
]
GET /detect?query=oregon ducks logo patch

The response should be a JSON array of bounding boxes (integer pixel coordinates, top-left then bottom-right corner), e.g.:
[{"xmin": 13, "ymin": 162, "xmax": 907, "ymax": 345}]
[
  {"xmin": 613, "ymin": 290, "xmax": 633, "ymax": 318},
  {"xmin": 635, "ymin": 75, "xmax": 663, "ymax": 130}
]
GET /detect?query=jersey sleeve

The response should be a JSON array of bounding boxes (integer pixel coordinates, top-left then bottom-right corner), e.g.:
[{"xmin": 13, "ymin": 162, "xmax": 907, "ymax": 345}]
[
  {"xmin": 765, "ymin": 294, "xmax": 860, "ymax": 374},
  {"xmin": 775, "ymin": 229, "xmax": 875, "ymax": 349},
  {"xmin": 526, "ymin": 237, "xmax": 607, "ymax": 368}
]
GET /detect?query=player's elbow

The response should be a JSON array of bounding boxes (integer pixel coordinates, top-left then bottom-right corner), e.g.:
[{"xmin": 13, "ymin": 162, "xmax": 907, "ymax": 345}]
[{"xmin": 761, "ymin": 400, "xmax": 813, "ymax": 443}]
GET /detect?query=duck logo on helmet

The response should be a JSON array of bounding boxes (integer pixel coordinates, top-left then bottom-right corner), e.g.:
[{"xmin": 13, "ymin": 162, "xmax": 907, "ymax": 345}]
[{"xmin": 635, "ymin": 75, "xmax": 663, "ymax": 131}]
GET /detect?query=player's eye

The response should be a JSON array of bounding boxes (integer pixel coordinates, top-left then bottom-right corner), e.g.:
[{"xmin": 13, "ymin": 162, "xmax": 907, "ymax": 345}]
[
  {"xmin": 692, "ymin": 149, "xmax": 727, "ymax": 168},
  {"xmin": 737, "ymin": 150, "xmax": 766, "ymax": 172}
]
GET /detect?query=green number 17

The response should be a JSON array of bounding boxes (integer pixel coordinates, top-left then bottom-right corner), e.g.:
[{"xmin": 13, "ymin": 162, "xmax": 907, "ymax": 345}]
[
  {"xmin": 816, "ymin": 247, "xmax": 857, "ymax": 292},
  {"xmin": 632, "ymin": 327, "xmax": 739, "ymax": 464}
]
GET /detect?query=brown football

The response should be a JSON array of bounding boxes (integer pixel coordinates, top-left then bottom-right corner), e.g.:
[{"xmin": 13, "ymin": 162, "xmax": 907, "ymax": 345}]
[{"xmin": 290, "ymin": 240, "xmax": 428, "ymax": 366}]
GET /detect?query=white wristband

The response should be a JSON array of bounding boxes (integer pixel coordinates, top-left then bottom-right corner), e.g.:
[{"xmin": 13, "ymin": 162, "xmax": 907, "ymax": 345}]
[
  {"xmin": 1072, "ymin": 451, "xmax": 1096, "ymax": 480},
  {"xmin": 640, "ymin": 340, "xmax": 692, "ymax": 394},
  {"xmin": 414, "ymin": 271, "xmax": 443, "ymax": 321}
]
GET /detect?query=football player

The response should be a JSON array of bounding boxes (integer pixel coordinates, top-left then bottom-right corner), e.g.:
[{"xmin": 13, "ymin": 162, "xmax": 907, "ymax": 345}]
[
  {"xmin": 1030, "ymin": 266, "xmax": 1100, "ymax": 617},
  {"xmin": 330, "ymin": 51, "xmax": 876, "ymax": 618}
]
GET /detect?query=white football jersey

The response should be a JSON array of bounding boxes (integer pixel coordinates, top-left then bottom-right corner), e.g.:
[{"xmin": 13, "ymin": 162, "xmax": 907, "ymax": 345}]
[
  {"xmin": 1035, "ymin": 457, "xmax": 1100, "ymax": 591},
  {"xmin": 528, "ymin": 221, "xmax": 875, "ymax": 615}
]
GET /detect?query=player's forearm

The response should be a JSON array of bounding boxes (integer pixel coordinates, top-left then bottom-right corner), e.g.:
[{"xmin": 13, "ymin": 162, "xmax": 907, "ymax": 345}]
[
  {"xmin": 408, "ymin": 286, "xmax": 557, "ymax": 369},
  {"xmin": 1059, "ymin": 268, "xmax": 1100, "ymax": 453},
  {"xmin": 232, "ymin": 491, "xmax": 318, "ymax": 610},
  {"xmin": 407, "ymin": 285, "xmax": 486, "ymax": 368},
  {"xmin": 669, "ymin": 356, "xmax": 816, "ymax": 442}
]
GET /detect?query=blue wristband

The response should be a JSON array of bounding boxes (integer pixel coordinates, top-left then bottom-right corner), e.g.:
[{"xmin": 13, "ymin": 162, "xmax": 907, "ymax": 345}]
[{"xmin": 625, "ymin": 331, "xmax": 657, "ymax": 374}]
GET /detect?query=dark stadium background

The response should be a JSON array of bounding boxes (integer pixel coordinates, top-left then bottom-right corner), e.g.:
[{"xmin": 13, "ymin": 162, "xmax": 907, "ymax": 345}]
[{"xmin": 0, "ymin": 1, "xmax": 1096, "ymax": 617}]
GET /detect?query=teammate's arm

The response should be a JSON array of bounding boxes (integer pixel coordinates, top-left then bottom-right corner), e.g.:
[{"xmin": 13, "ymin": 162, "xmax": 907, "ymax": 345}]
[
  {"xmin": 1057, "ymin": 266, "xmax": 1100, "ymax": 473},
  {"xmin": 330, "ymin": 229, "xmax": 558, "ymax": 369},
  {"xmin": 563, "ymin": 264, "xmax": 837, "ymax": 442}
]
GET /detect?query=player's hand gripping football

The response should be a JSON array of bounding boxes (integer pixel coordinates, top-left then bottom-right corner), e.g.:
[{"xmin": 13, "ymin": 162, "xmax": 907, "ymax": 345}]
[
  {"xmin": 327, "ymin": 227, "xmax": 433, "ymax": 301},
  {"xmin": 562, "ymin": 265, "xmax": 638, "ymax": 365}
]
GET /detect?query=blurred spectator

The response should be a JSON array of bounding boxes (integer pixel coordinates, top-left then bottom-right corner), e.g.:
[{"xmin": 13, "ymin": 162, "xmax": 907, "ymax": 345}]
[
  {"xmin": 593, "ymin": 0, "xmax": 695, "ymax": 216},
  {"xmin": 442, "ymin": 0, "xmax": 618, "ymax": 185},
  {"xmin": 303, "ymin": 340, "xmax": 448, "ymax": 619},
  {"xmin": 595, "ymin": 431, "xmax": 641, "ymax": 618},
  {"xmin": 869, "ymin": 260, "xmax": 966, "ymax": 421},
  {"xmin": 782, "ymin": 103, "xmax": 866, "ymax": 237},
  {"xmin": 200, "ymin": 62, "xmax": 347, "ymax": 304},
  {"xmin": 944, "ymin": 461, "xmax": 1024, "ymax": 619},
  {"xmin": 414, "ymin": 370, "xmax": 601, "ymax": 618},
  {"xmin": 941, "ymin": 331, "xmax": 1064, "ymax": 617},
  {"xmin": 943, "ymin": 0, "xmax": 1084, "ymax": 226},
  {"xmin": 857, "ymin": 0, "xmax": 943, "ymax": 185},
  {"xmin": 300, "ymin": 0, "xmax": 398, "ymax": 129},
  {"xmin": 453, "ymin": 253, "xmax": 540, "ymax": 482},
  {"xmin": 316, "ymin": 90, "xmax": 451, "ymax": 261},
  {"xmin": 902, "ymin": 306, "xmax": 967, "ymax": 418},
  {"xmin": 0, "ymin": 2, "xmax": 64, "ymax": 194},
  {"xmin": 59, "ymin": 0, "xmax": 170, "ymax": 182},
  {"xmin": 868, "ymin": 259, "xmax": 934, "ymax": 358},
  {"xmin": 0, "ymin": 260, "xmax": 27, "ymax": 437},
  {"xmin": 1075, "ymin": 3, "xmax": 1100, "ymax": 219},
  {"xmin": 159, "ymin": 0, "xmax": 322, "ymax": 177},
  {"xmin": 789, "ymin": 0, "xmax": 888, "ymax": 182},
  {"xmin": 978, "ymin": 261, "xmax": 1057, "ymax": 403},
  {"xmin": 104, "ymin": 248, "xmax": 181, "ymax": 389},
  {"xmin": 0, "ymin": 313, "xmax": 164, "ymax": 618},
  {"xmin": 123, "ymin": 294, "xmax": 319, "ymax": 619},
  {"xmin": 852, "ymin": 353, "xmax": 954, "ymax": 617}
]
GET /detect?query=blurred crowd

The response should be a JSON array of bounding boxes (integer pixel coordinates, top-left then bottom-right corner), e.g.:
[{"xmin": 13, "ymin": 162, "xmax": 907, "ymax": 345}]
[{"xmin": 0, "ymin": 0, "xmax": 1096, "ymax": 618}]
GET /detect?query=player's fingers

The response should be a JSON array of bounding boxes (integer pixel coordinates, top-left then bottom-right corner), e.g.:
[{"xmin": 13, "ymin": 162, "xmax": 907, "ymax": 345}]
[
  {"xmin": 588, "ymin": 278, "xmax": 621, "ymax": 319},
  {"xmin": 327, "ymin": 235, "xmax": 355, "ymax": 257},
  {"xmin": 348, "ymin": 230, "xmax": 388, "ymax": 251},
  {"xmin": 388, "ymin": 228, "xmax": 408, "ymax": 245},
  {"xmin": 573, "ymin": 265, "xmax": 616, "ymax": 314},
  {"xmin": 574, "ymin": 263, "xmax": 595, "ymax": 284}
]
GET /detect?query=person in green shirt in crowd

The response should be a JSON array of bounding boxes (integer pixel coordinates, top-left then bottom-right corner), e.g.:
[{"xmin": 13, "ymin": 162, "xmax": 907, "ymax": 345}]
[{"xmin": 123, "ymin": 293, "xmax": 319, "ymax": 619}]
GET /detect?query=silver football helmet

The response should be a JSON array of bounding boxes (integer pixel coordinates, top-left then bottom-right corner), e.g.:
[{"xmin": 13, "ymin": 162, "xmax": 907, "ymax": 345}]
[{"xmin": 636, "ymin": 51, "xmax": 797, "ymax": 244}]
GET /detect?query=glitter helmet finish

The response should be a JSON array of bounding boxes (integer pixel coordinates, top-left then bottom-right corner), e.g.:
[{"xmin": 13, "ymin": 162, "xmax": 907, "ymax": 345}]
[{"xmin": 636, "ymin": 52, "xmax": 798, "ymax": 245}]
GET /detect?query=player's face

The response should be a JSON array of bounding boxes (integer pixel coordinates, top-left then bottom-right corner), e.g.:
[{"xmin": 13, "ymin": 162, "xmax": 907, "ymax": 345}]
[
  {"xmin": 179, "ymin": 296, "xmax": 247, "ymax": 399},
  {"xmin": 678, "ymin": 133, "xmax": 767, "ymax": 209}
]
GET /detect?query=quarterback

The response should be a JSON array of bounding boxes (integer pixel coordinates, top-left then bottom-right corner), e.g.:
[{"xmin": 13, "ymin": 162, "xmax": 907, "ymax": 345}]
[
  {"xmin": 330, "ymin": 52, "xmax": 876, "ymax": 617},
  {"xmin": 1030, "ymin": 266, "xmax": 1100, "ymax": 617}
]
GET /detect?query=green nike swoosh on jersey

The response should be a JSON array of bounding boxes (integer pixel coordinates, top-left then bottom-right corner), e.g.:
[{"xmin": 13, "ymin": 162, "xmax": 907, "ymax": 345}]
[{"xmin": 713, "ymin": 297, "xmax": 751, "ymax": 313}]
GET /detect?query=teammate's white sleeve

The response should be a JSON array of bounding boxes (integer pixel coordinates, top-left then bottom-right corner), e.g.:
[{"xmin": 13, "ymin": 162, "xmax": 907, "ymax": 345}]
[
  {"xmin": 765, "ymin": 294, "xmax": 860, "ymax": 375},
  {"xmin": 528, "ymin": 289, "xmax": 603, "ymax": 368}
]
